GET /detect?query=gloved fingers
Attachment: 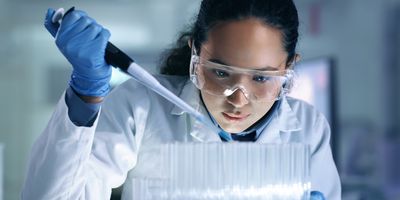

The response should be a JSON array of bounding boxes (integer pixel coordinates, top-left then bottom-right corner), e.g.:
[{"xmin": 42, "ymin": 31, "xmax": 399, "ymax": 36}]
[
  {"xmin": 64, "ymin": 25, "xmax": 109, "ymax": 69},
  {"xmin": 93, "ymin": 29, "xmax": 112, "ymax": 69},
  {"xmin": 58, "ymin": 10, "xmax": 88, "ymax": 36},
  {"xmin": 58, "ymin": 16, "xmax": 97, "ymax": 40},
  {"xmin": 95, "ymin": 27, "xmax": 111, "ymax": 40},
  {"xmin": 84, "ymin": 27, "xmax": 112, "ymax": 69},
  {"xmin": 44, "ymin": 8, "xmax": 59, "ymax": 37},
  {"xmin": 94, "ymin": 28, "xmax": 111, "ymax": 48},
  {"xmin": 310, "ymin": 191, "xmax": 325, "ymax": 200},
  {"xmin": 56, "ymin": 18, "xmax": 101, "ymax": 51},
  {"xmin": 70, "ymin": 25, "xmax": 110, "ymax": 51},
  {"xmin": 74, "ymin": 23, "xmax": 104, "ymax": 42}
]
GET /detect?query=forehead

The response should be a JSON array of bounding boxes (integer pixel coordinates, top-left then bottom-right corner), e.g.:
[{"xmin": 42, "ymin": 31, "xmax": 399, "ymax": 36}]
[{"xmin": 201, "ymin": 18, "xmax": 287, "ymax": 70}]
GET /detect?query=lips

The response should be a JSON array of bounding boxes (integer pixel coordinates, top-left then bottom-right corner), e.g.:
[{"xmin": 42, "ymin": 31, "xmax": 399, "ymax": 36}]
[{"xmin": 222, "ymin": 112, "xmax": 250, "ymax": 122}]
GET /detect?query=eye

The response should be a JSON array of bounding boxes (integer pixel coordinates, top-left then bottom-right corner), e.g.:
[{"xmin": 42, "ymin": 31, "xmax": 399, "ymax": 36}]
[
  {"xmin": 213, "ymin": 69, "xmax": 230, "ymax": 78},
  {"xmin": 253, "ymin": 75, "xmax": 271, "ymax": 83}
]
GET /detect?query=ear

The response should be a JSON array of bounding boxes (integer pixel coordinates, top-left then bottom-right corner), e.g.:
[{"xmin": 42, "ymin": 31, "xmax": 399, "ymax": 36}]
[
  {"xmin": 287, "ymin": 53, "xmax": 301, "ymax": 68},
  {"xmin": 294, "ymin": 53, "xmax": 301, "ymax": 63},
  {"xmin": 188, "ymin": 38, "xmax": 192, "ymax": 49}
]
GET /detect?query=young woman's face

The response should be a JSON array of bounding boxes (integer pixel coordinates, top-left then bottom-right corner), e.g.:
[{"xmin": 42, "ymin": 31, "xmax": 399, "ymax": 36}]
[{"xmin": 199, "ymin": 18, "xmax": 288, "ymax": 133}]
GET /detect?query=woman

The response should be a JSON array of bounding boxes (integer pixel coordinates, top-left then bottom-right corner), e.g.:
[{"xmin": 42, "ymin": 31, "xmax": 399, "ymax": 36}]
[{"xmin": 22, "ymin": 0, "xmax": 341, "ymax": 199}]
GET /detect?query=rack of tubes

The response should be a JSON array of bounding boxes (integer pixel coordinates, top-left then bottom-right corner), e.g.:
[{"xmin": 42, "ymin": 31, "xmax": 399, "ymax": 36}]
[{"xmin": 131, "ymin": 142, "xmax": 311, "ymax": 200}]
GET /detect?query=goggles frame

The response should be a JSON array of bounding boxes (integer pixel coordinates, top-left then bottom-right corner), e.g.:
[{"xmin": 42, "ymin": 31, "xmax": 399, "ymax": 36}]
[{"xmin": 189, "ymin": 41, "xmax": 295, "ymax": 102}]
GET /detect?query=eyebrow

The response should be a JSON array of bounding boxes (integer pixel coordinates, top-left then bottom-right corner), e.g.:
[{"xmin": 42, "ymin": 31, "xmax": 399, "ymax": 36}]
[{"xmin": 208, "ymin": 58, "xmax": 279, "ymax": 71}]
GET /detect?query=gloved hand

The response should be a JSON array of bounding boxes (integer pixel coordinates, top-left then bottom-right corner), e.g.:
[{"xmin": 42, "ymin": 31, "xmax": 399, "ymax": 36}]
[
  {"xmin": 310, "ymin": 191, "xmax": 326, "ymax": 200},
  {"xmin": 44, "ymin": 8, "xmax": 112, "ymax": 97}
]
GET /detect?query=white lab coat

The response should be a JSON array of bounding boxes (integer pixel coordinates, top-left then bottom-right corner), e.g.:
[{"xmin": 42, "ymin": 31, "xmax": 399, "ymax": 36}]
[{"xmin": 22, "ymin": 75, "xmax": 341, "ymax": 200}]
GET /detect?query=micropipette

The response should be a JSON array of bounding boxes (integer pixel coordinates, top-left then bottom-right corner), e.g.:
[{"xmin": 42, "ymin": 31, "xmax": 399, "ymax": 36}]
[{"xmin": 51, "ymin": 7, "xmax": 221, "ymax": 137}]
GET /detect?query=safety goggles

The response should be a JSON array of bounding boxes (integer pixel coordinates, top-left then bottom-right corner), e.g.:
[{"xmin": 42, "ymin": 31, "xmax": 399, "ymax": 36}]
[{"xmin": 189, "ymin": 44, "xmax": 294, "ymax": 102}]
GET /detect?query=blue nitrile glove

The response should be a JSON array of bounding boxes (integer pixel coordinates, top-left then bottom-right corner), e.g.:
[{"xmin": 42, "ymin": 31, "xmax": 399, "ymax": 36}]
[
  {"xmin": 44, "ymin": 8, "xmax": 112, "ymax": 97},
  {"xmin": 310, "ymin": 191, "xmax": 326, "ymax": 200}
]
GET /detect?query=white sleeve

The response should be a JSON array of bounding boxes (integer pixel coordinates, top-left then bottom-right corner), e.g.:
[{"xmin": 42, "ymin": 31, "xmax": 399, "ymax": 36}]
[
  {"xmin": 310, "ymin": 115, "xmax": 342, "ymax": 200},
  {"xmin": 21, "ymin": 92, "xmax": 138, "ymax": 200}
]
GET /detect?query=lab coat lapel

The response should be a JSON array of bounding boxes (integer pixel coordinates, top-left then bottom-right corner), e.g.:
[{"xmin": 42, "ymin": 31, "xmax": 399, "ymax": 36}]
[
  {"xmin": 257, "ymin": 96, "xmax": 301, "ymax": 144},
  {"xmin": 170, "ymin": 79, "xmax": 221, "ymax": 142}
]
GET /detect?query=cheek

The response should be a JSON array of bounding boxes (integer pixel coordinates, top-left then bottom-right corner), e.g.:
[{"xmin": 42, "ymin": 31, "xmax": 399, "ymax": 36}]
[
  {"xmin": 201, "ymin": 91, "xmax": 224, "ymax": 112},
  {"xmin": 252, "ymin": 102, "xmax": 273, "ymax": 117}
]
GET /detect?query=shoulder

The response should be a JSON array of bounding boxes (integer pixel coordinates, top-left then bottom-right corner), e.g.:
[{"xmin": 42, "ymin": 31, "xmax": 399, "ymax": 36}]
[
  {"xmin": 283, "ymin": 96, "xmax": 331, "ymax": 150},
  {"xmin": 285, "ymin": 97, "xmax": 340, "ymax": 198},
  {"xmin": 99, "ymin": 74, "xmax": 189, "ymax": 124},
  {"xmin": 285, "ymin": 96, "xmax": 329, "ymax": 127}
]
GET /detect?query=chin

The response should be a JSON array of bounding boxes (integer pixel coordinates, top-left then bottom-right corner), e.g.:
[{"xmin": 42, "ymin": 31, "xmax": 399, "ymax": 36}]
[{"xmin": 220, "ymin": 124, "xmax": 246, "ymax": 134}]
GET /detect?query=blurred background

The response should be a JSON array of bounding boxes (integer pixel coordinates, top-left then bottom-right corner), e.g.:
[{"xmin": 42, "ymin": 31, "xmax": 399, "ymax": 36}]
[{"xmin": 0, "ymin": 0, "xmax": 399, "ymax": 199}]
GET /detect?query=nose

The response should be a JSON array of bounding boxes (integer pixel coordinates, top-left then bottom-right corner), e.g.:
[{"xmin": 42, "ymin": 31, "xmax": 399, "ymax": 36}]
[{"xmin": 226, "ymin": 88, "xmax": 249, "ymax": 108}]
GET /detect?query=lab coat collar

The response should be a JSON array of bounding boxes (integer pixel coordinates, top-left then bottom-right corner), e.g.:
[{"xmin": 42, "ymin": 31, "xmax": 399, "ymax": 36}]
[
  {"xmin": 170, "ymin": 79, "xmax": 221, "ymax": 142},
  {"xmin": 170, "ymin": 79, "xmax": 201, "ymax": 115},
  {"xmin": 257, "ymin": 95, "xmax": 302, "ymax": 143},
  {"xmin": 277, "ymin": 96, "xmax": 302, "ymax": 132}
]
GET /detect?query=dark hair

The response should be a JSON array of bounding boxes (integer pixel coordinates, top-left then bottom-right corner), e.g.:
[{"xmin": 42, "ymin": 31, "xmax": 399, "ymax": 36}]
[{"xmin": 160, "ymin": 0, "xmax": 299, "ymax": 76}]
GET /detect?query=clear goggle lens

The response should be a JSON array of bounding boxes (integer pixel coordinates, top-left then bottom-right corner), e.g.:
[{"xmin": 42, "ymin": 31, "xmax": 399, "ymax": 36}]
[{"xmin": 190, "ymin": 55, "xmax": 293, "ymax": 102}]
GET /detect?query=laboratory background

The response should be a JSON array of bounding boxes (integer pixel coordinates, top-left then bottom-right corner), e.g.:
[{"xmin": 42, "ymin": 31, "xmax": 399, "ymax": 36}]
[{"xmin": 0, "ymin": 0, "xmax": 399, "ymax": 199}]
